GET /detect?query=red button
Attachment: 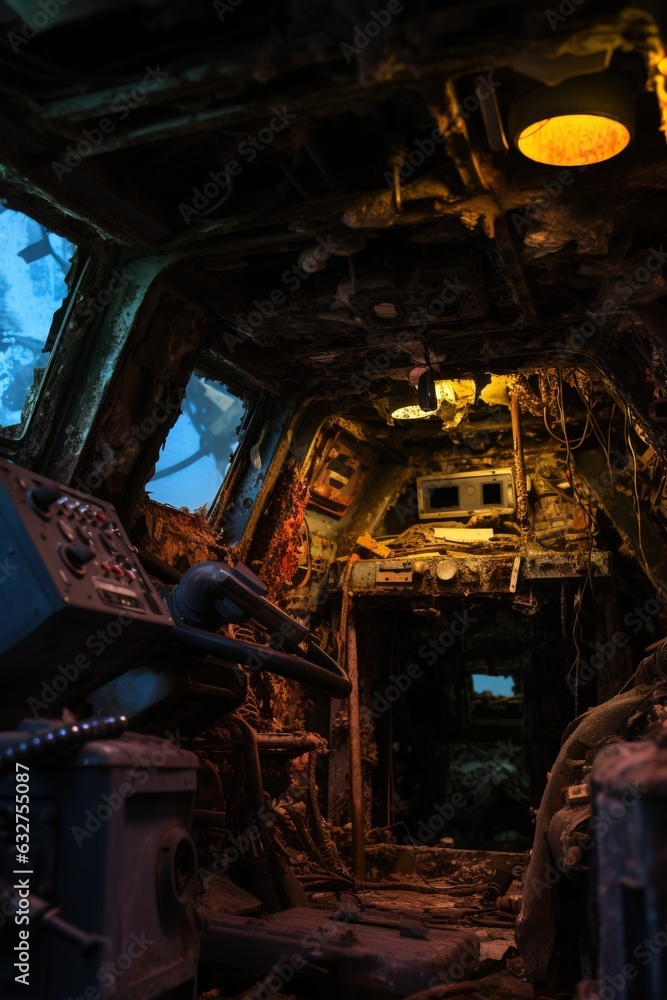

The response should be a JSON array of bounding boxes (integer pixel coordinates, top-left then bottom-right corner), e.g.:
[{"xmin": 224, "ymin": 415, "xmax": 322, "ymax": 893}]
[{"xmin": 95, "ymin": 512, "xmax": 107, "ymax": 523}]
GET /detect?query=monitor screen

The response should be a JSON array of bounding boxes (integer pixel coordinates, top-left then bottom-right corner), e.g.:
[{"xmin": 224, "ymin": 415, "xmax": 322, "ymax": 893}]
[
  {"xmin": 428, "ymin": 485, "xmax": 460, "ymax": 510},
  {"xmin": 482, "ymin": 482, "xmax": 502, "ymax": 505}
]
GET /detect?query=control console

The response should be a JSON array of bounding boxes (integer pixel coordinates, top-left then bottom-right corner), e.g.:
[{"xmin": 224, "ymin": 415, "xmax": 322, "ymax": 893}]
[{"xmin": 0, "ymin": 458, "xmax": 173, "ymax": 701}]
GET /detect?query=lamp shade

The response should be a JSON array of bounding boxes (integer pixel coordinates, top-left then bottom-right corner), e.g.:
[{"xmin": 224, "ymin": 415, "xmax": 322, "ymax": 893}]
[{"xmin": 509, "ymin": 72, "xmax": 635, "ymax": 166}]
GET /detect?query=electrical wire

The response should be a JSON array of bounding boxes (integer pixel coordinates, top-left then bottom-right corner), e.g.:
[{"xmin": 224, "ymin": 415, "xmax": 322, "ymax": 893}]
[
  {"xmin": 556, "ymin": 380, "xmax": 597, "ymax": 568},
  {"xmin": 542, "ymin": 404, "xmax": 592, "ymax": 450},
  {"xmin": 567, "ymin": 586, "xmax": 583, "ymax": 717},
  {"xmin": 556, "ymin": 373, "xmax": 598, "ymax": 714},
  {"xmin": 0, "ymin": 716, "xmax": 127, "ymax": 772},
  {"xmin": 272, "ymin": 149, "xmax": 314, "ymax": 199},
  {"xmin": 466, "ymin": 907, "xmax": 517, "ymax": 927},
  {"xmin": 607, "ymin": 401, "xmax": 617, "ymax": 473},
  {"xmin": 575, "ymin": 384, "xmax": 615, "ymax": 484},
  {"xmin": 625, "ymin": 407, "xmax": 653, "ymax": 584}
]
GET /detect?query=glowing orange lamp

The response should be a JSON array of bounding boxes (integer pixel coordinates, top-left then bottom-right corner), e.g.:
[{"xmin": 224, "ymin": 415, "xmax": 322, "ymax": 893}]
[{"xmin": 509, "ymin": 73, "xmax": 635, "ymax": 167}]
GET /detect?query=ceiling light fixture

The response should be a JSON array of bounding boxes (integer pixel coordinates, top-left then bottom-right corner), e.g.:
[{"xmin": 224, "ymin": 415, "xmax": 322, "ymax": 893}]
[
  {"xmin": 509, "ymin": 72, "xmax": 635, "ymax": 166},
  {"xmin": 389, "ymin": 380, "xmax": 456, "ymax": 420}
]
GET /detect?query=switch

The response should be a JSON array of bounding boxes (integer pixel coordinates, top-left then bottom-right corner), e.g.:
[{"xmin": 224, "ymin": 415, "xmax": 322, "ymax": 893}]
[
  {"xmin": 57, "ymin": 520, "xmax": 75, "ymax": 543},
  {"xmin": 64, "ymin": 543, "xmax": 97, "ymax": 571},
  {"xmin": 77, "ymin": 524, "xmax": 95, "ymax": 545},
  {"xmin": 28, "ymin": 484, "xmax": 64, "ymax": 517},
  {"xmin": 100, "ymin": 533, "xmax": 118, "ymax": 555}
]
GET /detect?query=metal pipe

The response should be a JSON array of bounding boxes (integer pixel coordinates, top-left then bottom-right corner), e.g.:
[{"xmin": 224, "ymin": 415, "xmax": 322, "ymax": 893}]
[
  {"xmin": 346, "ymin": 610, "xmax": 366, "ymax": 879},
  {"xmin": 509, "ymin": 389, "xmax": 531, "ymax": 536},
  {"xmin": 227, "ymin": 714, "xmax": 265, "ymax": 815},
  {"xmin": 138, "ymin": 547, "xmax": 183, "ymax": 583},
  {"xmin": 256, "ymin": 734, "xmax": 321, "ymax": 750}
]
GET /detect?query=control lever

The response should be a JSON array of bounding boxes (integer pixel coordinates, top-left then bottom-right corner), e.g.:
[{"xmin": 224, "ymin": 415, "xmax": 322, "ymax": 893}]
[
  {"xmin": 168, "ymin": 623, "xmax": 351, "ymax": 699},
  {"xmin": 165, "ymin": 561, "xmax": 351, "ymax": 699},
  {"xmin": 27, "ymin": 484, "xmax": 64, "ymax": 517},
  {"xmin": 0, "ymin": 885, "xmax": 107, "ymax": 956},
  {"xmin": 169, "ymin": 561, "xmax": 308, "ymax": 649}
]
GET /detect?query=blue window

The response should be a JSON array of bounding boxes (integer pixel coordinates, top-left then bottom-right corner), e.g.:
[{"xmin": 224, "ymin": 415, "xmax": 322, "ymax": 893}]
[
  {"xmin": 146, "ymin": 372, "xmax": 247, "ymax": 513},
  {"xmin": 471, "ymin": 673, "xmax": 516, "ymax": 697},
  {"xmin": 0, "ymin": 205, "xmax": 76, "ymax": 437}
]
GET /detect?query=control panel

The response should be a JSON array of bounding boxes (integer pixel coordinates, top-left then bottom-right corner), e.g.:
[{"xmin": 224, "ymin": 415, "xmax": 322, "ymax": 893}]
[
  {"xmin": 417, "ymin": 468, "xmax": 515, "ymax": 520},
  {"xmin": 0, "ymin": 458, "xmax": 173, "ymax": 701}
]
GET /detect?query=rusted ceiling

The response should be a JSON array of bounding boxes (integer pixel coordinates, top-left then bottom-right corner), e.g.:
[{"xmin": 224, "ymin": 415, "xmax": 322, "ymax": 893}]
[{"xmin": 1, "ymin": 0, "xmax": 667, "ymax": 444}]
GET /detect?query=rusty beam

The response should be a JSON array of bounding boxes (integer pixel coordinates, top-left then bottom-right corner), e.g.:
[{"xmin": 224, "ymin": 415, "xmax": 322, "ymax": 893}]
[
  {"xmin": 509, "ymin": 389, "xmax": 531, "ymax": 537},
  {"xmin": 346, "ymin": 609, "xmax": 366, "ymax": 880}
]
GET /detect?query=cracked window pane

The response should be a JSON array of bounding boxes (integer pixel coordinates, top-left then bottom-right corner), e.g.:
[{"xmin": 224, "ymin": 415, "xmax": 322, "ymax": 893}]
[
  {"xmin": 0, "ymin": 206, "xmax": 76, "ymax": 437},
  {"xmin": 146, "ymin": 372, "xmax": 247, "ymax": 513}
]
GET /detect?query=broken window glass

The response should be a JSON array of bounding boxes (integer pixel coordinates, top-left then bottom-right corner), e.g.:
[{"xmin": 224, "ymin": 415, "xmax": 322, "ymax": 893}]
[
  {"xmin": 146, "ymin": 372, "xmax": 247, "ymax": 513},
  {"xmin": 467, "ymin": 662, "xmax": 525, "ymax": 725},
  {"xmin": 0, "ymin": 206, "xmax": 76, "ymax": 437}
]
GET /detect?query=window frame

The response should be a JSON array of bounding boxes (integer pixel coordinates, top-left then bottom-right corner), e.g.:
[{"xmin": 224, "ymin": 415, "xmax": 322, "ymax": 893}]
[
  {"xmin": 0, "ymin": 213, "xmax": 88, "ymax": 446},
  {"xmin": 145, "ymin": 353, "xmax": 267, "ymax": 522}
]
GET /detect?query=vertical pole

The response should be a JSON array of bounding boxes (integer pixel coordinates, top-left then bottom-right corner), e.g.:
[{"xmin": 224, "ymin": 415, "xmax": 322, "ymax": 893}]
[
  {"xmin": 346, "ymin": 609, "xmax": 366, "ymax": 879},
  {"xmin": 510, "ymin": 389, "xmax": 531, "ymax": 537}
]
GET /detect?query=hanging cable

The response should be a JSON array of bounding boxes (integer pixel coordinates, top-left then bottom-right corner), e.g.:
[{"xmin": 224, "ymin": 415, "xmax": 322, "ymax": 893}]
[
  {"xmin": 543, "ymin": 404, "xmax": 591, "ymax": 450},
  {"xmin": 556, "ymin": 373, "xmax": 599, "ymax": 714},
  {"xmin": 575, "ymin": 384, "xmax": 615, "ymax": 481},
  {"xmin": 625, "ymin": 407, "xmax": 653, "ymax": 584}
]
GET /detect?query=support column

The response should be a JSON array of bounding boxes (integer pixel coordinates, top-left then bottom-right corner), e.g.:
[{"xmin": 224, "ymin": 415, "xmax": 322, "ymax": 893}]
[
  {"xmin": 510, "ymin": 388, "xmax": 531, "ymax": 537},
  {"xmin": 346, "ymin": 609, "xmax": 366, "ymax": 879}
]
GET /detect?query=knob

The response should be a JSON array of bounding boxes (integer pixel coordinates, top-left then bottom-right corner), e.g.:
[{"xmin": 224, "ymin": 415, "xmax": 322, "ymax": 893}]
[
  {"xmin": 436, "ymin": 558, "xmax": 458, "ymax": 581},
  {"xmin": 28, "ymin": 484, "xmax": 64, "ymax": 517},
  {"xmin": 65, "ymin": 543, "xmax": 96, "ymax": 570}
]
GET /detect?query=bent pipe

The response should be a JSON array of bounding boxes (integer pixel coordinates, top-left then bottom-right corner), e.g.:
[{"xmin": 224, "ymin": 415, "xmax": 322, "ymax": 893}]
[
  {"xmin": 304, "ymin": 638, "xmax": 347, "ymax": 679},
  {"xmin": 168, "ymin": 623, "xmax": 352, "ymax": 700}
]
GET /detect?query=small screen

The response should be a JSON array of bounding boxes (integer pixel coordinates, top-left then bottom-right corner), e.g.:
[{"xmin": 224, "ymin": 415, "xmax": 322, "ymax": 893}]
[
  {"xmin": 96, "ymin": 585, "xmax": 143, "ymax": 612},
  {"xmin": 482, "ymin": 482, "xmax": 502, "ymax": 505},
  {"xmin": 428, "ymin": 485, "xmax": 460, "ymax": 510}
]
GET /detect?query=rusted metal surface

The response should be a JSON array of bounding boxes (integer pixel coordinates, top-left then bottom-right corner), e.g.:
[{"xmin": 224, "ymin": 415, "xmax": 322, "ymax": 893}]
[
  {"xmin": 133, "ymin": 497, "xmax": 233, "ymax": 571},
  {"xmin": 309, "ymin": 431, "xmax": 373, "ymax": 517},
  {"xmin": 344, "ymin": 550, "xmax": 612, "ymax": 594},
  {"xmin": 201, "ymin": 904, "xmax": 480, "ymax": 996},
  {"xmin": 247, "ymin": 460, "xmax": 310, "ymax": 598},
  {"xmin": 509, "ymin": 389, "xmax": 531, "ymax": 538},
  {"xmin": 269, "ymin": 676, "xmax": 308, "ymax": 733}
]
